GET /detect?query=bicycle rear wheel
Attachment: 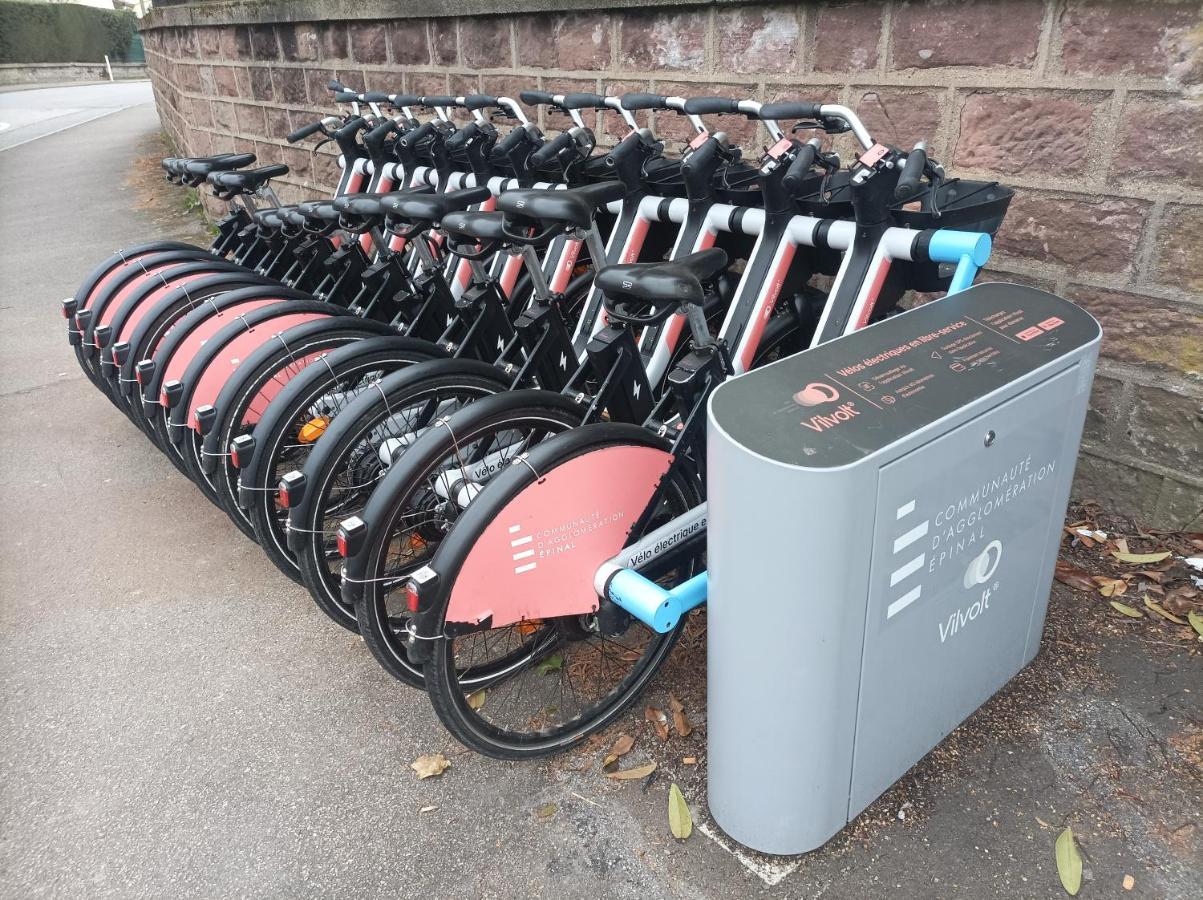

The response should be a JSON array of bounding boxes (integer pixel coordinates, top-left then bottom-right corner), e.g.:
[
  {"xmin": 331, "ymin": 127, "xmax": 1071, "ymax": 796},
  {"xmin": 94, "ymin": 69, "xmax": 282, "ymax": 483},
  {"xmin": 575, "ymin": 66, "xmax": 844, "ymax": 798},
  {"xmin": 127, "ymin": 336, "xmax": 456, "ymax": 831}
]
[{"xmin": 413, "ymin": 423, "xmax": 701, "ymax": 757}]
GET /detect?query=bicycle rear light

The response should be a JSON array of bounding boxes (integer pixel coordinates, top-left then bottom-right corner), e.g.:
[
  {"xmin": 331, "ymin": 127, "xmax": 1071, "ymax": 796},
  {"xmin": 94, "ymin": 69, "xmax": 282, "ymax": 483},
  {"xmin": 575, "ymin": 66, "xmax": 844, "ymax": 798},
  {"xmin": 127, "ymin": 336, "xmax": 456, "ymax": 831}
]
[
  {"xmin": 62, "ymin": 299, "xmax": 78, "ymax": 320},
  {"xmin": 74, "ymin": 309, "xmax": 92, "ymax": 331},
  {"xmin": 336, "ymin": 516, "xmax": 366, "ymax": 559},
  {"xmin": 405, "ymin": 566, "xmax": 439, "ymax": 612},
  {"xmin": 92, "ymin": 325, "xmax": 112, "ymax": 349},
  {"xmin": 229, "ymin": 434, "xmax": 255, "ymax": 469},
  {"xmin": 277, "ymin": 470, "xmax": 306, "ymax": 509},
  {"xmin": 111, "ymin": 342, "xmax": 129, "ymax": 366}
]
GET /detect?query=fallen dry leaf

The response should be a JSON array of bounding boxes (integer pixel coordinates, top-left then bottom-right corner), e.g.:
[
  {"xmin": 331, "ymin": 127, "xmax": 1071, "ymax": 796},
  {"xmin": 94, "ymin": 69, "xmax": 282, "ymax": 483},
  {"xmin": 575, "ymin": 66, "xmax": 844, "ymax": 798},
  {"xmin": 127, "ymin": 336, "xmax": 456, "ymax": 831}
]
[
  {"xmin": 602, "ymin": 733, "xmax": 635, "ymax": 769},
  {"xmin": 1114, "ymin": 537, "xmax": 1130, "ymax": 555},
  {"xmin": 645, "ymin": 706, "xmax": 669, "ymax": 741},
  {"xmin": 606, "ymin": 762, "xmax": 657, "ymax": 781},
  {"xmin": 1112, "ymin": 550, "xmax": 1171, "ymax": 565},
  {"xmin": 1056, "ymin": 827, "xmax": 1082, "ymax": 896},
  {"xmin": 668, "ymin": 783, "xmax": 692, "ymax": 840},
  {"xmin": 1109, "ymin": 600, "xmax": 1143, "ymax": 619},
  {"xmin": 1189, "ymin": 611, "xmax": 1203, "ymax": 640},
  {"xmin": 668, "ymin": 693, "xmax": 693, "ymax": 737},
  {"xmin": 1122, "ymin": 874, "xmax": 1135, "ymax": 891},
  {"xmin": 1094, "ymin": 576, "xmax": 1128, "ymax": 597},
  {"xmin": 419, "ymin": 805, "xmax": 437, "ymax": 814},
  {"xmin": 467, "ymin": 690, "xmax": 486, "ymax": 710},
  {"xmin": 1055, "ymin": 560, "xmax": 1096, "ymax": 592},
  {"xmin": 411, "ymin": 753, "xmax": 451, "ymax": 779},
  {"xmin": 1135, "ymin": 569, "xmax": 1165, "ymax": 583},
  {"xmin": 1144, "ymin": 597, "xmax": 1187, "ymax": 625},
  {"xmin": 535, "ymin": 802, "xmax": 557, "ymax": 819},
  {"xmin": 682, "ymin": 756, "xmax": 697, "ymax": 765}
]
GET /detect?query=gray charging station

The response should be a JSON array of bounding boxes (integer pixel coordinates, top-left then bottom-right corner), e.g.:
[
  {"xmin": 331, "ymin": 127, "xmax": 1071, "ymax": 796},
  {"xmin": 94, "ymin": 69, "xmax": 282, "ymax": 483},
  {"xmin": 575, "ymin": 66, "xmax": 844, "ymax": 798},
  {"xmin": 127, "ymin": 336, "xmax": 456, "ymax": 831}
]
[{"xmin": 705, "ymin": 283, "xmax": 1101, "ymax": 855}]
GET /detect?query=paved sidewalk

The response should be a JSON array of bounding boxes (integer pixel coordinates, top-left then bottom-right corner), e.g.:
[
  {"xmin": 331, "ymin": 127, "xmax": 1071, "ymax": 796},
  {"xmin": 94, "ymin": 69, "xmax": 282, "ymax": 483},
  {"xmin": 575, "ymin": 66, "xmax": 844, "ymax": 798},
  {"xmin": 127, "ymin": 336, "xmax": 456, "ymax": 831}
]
[{"xmin": 0, "ymin": 85, "xmax": 1199, "ymax": 900}]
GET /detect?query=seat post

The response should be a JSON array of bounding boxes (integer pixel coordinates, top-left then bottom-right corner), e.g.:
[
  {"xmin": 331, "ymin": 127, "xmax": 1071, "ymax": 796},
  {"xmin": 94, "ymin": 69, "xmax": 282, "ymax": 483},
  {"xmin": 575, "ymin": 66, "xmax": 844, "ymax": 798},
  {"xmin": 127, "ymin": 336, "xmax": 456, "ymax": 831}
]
[
  {"xmin": 519, "ymin": 245, "xmax": 553, "ymax": 300},
  {"xmin": 581, "ymin": 224, "xmax": 609, "ymax": 273},
  {"xmin": 685, "ymin": 303, "xmax": 712, "ymax": 348}
]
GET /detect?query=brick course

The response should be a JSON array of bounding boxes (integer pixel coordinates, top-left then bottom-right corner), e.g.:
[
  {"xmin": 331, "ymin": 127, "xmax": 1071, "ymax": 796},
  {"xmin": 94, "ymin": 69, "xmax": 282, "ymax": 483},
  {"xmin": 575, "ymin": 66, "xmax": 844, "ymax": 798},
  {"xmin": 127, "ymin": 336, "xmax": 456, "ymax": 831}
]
[{"xmin": 142, "ymin": 0, "xmax": 1203, "ymax": 528}]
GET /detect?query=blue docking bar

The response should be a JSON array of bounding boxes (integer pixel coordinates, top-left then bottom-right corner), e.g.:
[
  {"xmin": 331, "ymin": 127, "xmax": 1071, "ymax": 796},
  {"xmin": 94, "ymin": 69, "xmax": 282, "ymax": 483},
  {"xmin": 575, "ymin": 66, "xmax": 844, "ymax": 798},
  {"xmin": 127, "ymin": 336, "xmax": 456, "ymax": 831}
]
[
  {"xmin": 928, "ymin": 230, "xmax": 992, "ymax": 295},
  {"xmin": 606, "ymin": 569, "xmax": 709, "ymax": 634}
]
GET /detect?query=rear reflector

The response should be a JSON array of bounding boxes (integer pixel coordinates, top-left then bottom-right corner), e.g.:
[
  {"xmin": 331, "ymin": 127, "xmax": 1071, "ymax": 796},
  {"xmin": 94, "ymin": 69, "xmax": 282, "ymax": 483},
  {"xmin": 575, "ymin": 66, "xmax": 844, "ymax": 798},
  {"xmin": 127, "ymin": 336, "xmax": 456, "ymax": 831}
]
[
  {"xmin": 230, "ymin": 434, "xmax": 255, "ymax": 469},
  {"xmin": 405, "ymin": 580, "xmax": 420, "ymax": 612},
  {"xmin": 337, "ymin": 515, "xmax": 366, "ymax": 559},
  {"xmin": 278, "ymin": 471, "xmax": 306, "ymax": 510}
]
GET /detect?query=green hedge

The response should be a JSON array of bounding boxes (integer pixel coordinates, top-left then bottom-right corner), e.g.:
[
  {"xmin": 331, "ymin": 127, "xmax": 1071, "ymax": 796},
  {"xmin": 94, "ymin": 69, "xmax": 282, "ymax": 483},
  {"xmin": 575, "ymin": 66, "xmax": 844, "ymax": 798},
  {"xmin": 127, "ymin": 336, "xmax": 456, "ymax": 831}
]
[{"xmin": 0, "ymin": 1, "xmax": 139, "ymax": 64}]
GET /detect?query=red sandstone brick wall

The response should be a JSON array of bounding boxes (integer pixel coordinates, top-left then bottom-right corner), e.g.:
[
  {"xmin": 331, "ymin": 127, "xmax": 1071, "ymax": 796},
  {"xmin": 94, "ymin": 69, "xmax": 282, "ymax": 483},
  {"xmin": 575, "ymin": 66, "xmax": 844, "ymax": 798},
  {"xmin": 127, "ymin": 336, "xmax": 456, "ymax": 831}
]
[{"xmin": 141, "ymin": 0, "xmax": 1202, "ymax": 526}]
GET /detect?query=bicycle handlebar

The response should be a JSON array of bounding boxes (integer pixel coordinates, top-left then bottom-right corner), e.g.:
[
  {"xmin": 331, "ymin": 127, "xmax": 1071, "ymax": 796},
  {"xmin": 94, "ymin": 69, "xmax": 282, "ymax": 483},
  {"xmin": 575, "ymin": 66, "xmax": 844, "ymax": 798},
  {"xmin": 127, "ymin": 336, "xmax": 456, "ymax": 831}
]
[
  {"xmin": 620, "ymin": 92, "xmax": 670, "ymax": 111},
  {"xmin": 519, "ymin": 90, "xmax": 556, "ymax": 106},
  {"xmin": 287, "ymin": 120, "xmax": 325, "ymax": 143},
  {"xmin": 390, "ymin": 94, "xmax": 421, "ymax": 107},
  {"xmin": 895, "ymin": 143, "xmax": 927, "ymax": 199},
  {"xmin": 422, "ymin": 95, "xmax": 458, "ymax": 107},
  {"xmin": 462, "ymin": 94, "xmax": 499, "ymax": 110},
  {"xmin": 332, "ymin": 116, "xmax": 369, "ymax": 141},
  {"xmin": 529, "ymin": 130, "xmax": 575, "ymax": 167},
  {"xmin": 681, "ymin": 96, "xmax": 743, "ymax": 116},
  {"xmin": 758, "ymin": 101, "xmax": 823, "ymax": 121},
  {"xmin": 333, "ymin": 90, "xmax": 360, "ymax": 103},
  {"xmin": 782, "ymin": 141, "xmax": 819, "ymax": 194},
  {"xmin": 326, "ymin": 79, "xmax": 345, "ymax": 92},
  {"xmin": 361, "ymin": 91, "xmax": 390, "ymax": 103},
  {"xmin": 561, "ymin": 92, "xmax": 609, "ymax": 110},
  {"xmin": 397, "ymin": 120, "xmax": 438, "ymax": 148}
]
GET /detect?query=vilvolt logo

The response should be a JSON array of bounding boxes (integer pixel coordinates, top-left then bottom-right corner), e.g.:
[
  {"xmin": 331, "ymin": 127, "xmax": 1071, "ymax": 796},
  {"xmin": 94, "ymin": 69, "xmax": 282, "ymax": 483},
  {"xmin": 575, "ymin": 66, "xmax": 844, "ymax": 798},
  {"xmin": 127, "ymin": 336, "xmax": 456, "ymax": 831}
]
[{"xmin": 940, "ymin": 541, "xmax": 1003, "ymax": 643}]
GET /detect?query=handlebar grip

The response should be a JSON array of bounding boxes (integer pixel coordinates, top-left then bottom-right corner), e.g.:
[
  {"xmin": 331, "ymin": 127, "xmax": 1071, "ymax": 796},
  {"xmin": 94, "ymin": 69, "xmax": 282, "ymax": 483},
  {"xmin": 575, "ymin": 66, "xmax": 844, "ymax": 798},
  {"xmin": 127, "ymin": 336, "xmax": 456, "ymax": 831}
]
[
  {"xmin": 365, "ymin": 118, "xmax": 399, "ymax": 144},
  {"xmin": 334, "ymin": 90, "xmax": 361, "ymax": 103},
  {"xmin": 782, "ymin": 142, "xmax": 819, "ymax": 194},
  {"xmin": 360, "ymin": 91, "xmax": 390, "ymax": 103},
  {"xmin": 619, "ymin": 92, "xmax": 670, "ymax": 111},
  {"xmin": 390, "ymin": 94, "xmax": 421, "ymax": 106},
  {"xmin": 463, "ymin": 94, "xmax": 500, "ymax": 110},
  {"xmin": 287, "ymin": 120, "xmax": 325, "ymax": 143},
  {"xmin": 332, "ymin": 116, "xmax": 368, "ymax": 141},
  {"xmin": 529, "ymin": 131, "xmax": 575, "ymax": 167},
  {"xmin": 491, "ymin": 127, "xmax": 529, "ymax": 158},
  {"xmin": 895, "ymin": 146, "xmax": 928, "ymax": 200},
  {"xmin": 681, "ymin": 96, "xmax": 742, "ymax": 116},
  {"xmin": 397, "ymin": 120, "xmax": 438, "ymax": 148},
  {"xmin": 519, "ymin": 90, "xmax": 556, "ymax": 106},
  {"xmin": 560, "ymin": 92, "xmax": 608, "ymax": 110},
  {"xmin": 326, "ymin": 80, "xmax": 345, "ymax": 92},
  {"xmin": 422, "ymin": 95, "xmax": 457, "ymax": 107},
  {"xmin": 445, "ymin": 121, "xmax": 480, "ymax": 151},
  {"xmin": 759, "ymin": 101, "xmax": 823, "ymax": 121}
]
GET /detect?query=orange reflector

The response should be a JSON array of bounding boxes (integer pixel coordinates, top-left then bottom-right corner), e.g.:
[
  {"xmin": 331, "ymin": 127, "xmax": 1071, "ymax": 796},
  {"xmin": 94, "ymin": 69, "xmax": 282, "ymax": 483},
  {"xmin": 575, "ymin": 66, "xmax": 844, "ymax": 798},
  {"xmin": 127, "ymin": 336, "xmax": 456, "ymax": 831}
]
[
  {"xmin": 517, "ymin": 619, "xmax": 542, "ymax": 636},
  {"xmin": 298, "ymin": 415, "xmax": 330, "ymax": 444}
]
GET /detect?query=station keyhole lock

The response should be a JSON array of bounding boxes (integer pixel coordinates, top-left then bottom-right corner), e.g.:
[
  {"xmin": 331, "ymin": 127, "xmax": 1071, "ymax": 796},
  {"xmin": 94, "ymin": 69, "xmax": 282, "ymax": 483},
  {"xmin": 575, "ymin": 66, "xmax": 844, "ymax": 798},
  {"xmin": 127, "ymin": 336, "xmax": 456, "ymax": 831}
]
[{"xmin": 984, "ymin": 429, "xmax": 997, "ymax": 447}]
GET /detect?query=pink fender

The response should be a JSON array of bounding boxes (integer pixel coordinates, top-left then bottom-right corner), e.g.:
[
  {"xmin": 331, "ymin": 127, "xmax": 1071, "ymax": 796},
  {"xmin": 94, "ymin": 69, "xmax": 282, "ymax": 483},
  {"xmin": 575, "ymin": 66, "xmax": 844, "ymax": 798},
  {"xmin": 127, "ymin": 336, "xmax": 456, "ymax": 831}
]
[
  {"xmin": 157, "ymin": 298, "xmax": 285, "ymax": 391},
  {"xmin": 185, "ymin": 313, "xmax": 334, "ymax": 429},
  {"xmin": 236, "ymin": 349, "xmax": 327, "ymax": 427},
  {"xmin": 82, "ymin": 250, "xmax": 174, "ymax": 310},
  {"xmin": 98, "ymin": 260, "xmax": 194, "ymax": 320},
  {"xmin": 103, "ymin": 266, "xmax": 225, "ymax": 333},
  {"xmin": 115, "ymin": 269, "xmax": 225, "ymax": 345},
  {"xmin": 447, "ymin": 445, "xmax": 674, "ymax": 627}
]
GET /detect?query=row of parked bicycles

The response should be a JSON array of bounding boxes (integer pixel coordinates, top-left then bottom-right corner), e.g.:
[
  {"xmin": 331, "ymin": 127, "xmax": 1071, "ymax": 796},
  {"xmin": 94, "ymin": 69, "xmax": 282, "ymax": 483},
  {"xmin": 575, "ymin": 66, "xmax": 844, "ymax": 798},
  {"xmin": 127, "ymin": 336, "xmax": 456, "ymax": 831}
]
[{"xmin": 65, "ymin": 81, "xmax": 1011, "ymax": 758}]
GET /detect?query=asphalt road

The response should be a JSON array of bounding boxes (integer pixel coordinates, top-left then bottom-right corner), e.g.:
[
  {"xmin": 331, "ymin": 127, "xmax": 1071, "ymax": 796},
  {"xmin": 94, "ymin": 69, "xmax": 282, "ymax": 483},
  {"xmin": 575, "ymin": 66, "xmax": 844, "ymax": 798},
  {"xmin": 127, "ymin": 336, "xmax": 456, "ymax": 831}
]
[
  {"xmin": 0, "ymin": 83, "xmax": 1198, "ymax": 900},
  {"xmin": 0, "ymin": 82, "xmax": 154, "ymax": 153}
]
